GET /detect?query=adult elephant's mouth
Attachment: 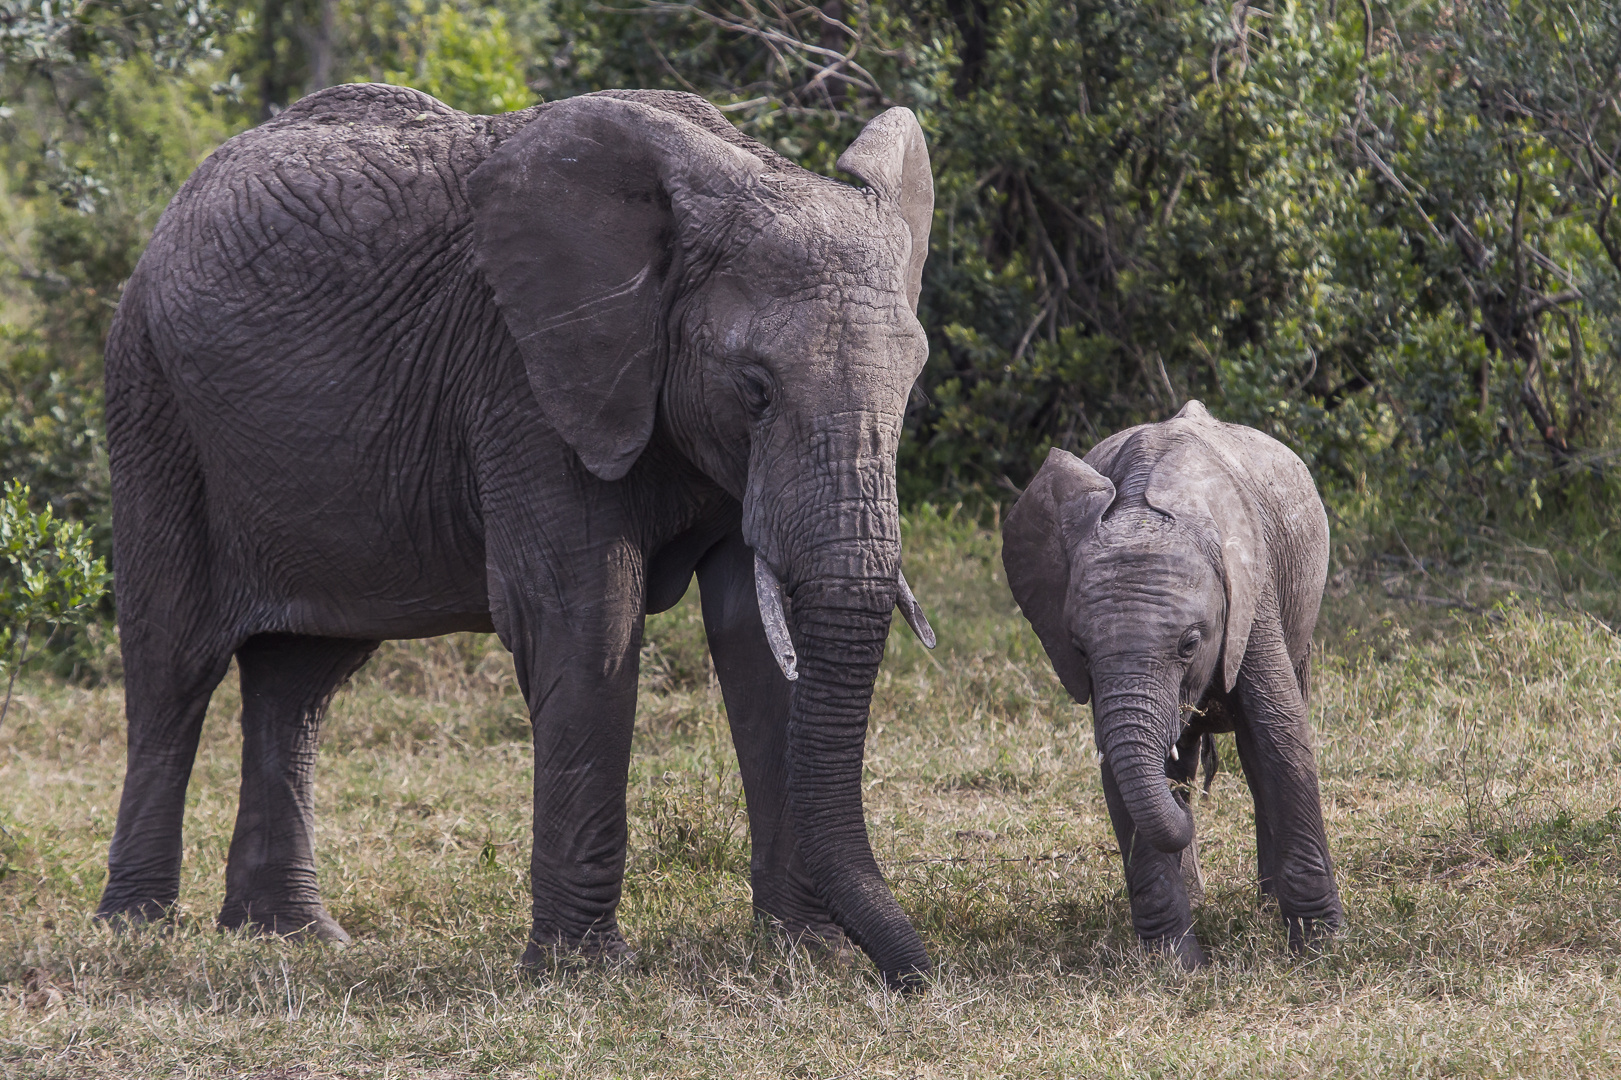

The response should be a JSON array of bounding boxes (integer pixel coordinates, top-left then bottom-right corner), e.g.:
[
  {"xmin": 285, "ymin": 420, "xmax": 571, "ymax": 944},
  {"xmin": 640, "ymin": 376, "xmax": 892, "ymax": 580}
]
[{"xmin": 752, "ymin": 551, "xmax": 934, "ymax": 682}]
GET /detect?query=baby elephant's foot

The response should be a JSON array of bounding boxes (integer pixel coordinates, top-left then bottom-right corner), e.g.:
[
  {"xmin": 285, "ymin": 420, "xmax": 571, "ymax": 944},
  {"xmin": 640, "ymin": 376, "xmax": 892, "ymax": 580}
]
[
  {"xmin": 1143, "ymin": 928, "xmax": 1208, "ymax": 971},
  {"xmin": 218, "ymin": 901, "xmax": 351, "ymax": 945},
  {"xmin": 1285, "ymin": 911, "xmax": 1342, "ymax": 955},
  {"xmin": 520, "ymin": 927, "xmax": 635, "ymax": 973}
]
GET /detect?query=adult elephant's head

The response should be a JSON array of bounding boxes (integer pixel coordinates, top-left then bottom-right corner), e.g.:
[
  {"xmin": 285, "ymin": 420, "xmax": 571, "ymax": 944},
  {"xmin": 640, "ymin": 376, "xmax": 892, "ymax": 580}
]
[
  {"xmin": 1003, "ymin": 430, "xmax": 1264, "ymax": 856},
  {"xmin": 467, "ymin": 92, "xmax": 933, "ymax": 987}
]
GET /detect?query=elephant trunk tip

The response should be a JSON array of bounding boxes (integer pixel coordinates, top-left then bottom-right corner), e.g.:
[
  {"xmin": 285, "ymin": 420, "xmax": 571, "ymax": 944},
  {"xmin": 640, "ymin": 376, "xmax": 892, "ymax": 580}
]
[
  {"xmin": 882, "ymin": 960, "xmax": 932, "ymax": 994},
  {"xmin": 1150, "ymin": 803, "xmax": 1195, "ymax": 854}
]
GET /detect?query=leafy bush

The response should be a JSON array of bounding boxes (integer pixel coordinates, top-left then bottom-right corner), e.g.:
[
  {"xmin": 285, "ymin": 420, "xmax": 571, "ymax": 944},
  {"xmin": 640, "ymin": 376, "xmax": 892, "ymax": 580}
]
[{"xmin": 0, "ymin": 480, "xmax": 109, "ymax": 724}]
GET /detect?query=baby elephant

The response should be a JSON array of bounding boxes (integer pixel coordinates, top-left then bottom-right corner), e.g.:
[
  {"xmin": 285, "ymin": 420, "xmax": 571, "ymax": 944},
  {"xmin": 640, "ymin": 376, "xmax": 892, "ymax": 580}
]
[{"xmin": 1003, "ymin": 401, "xmax": 1342, "ymax": 967}]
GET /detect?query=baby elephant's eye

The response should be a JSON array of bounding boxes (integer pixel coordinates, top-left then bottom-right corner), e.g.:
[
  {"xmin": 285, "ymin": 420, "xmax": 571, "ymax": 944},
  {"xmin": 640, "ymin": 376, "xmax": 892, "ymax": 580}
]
[{"xmin": 1177, "ymin": 627, "xmax": 1201, "ymax": 658}]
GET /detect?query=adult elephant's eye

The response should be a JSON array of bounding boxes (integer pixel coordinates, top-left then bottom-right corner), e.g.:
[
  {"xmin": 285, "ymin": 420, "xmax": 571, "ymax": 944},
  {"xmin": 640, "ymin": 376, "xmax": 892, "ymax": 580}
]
[
  {"xmin": 1178, "ymin": 628, "xmax": 1201, "ymax": 658},
  {"xmin": 740, "ymin": 366, "xmax": 773, "ymax": 414}
]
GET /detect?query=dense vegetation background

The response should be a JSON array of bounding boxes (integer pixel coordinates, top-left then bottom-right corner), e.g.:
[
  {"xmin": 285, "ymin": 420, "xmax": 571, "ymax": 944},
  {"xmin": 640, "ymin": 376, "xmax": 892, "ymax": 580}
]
[{"xmin": 4, "ymin": 0, "xmax": 1621, "ymax": 665}]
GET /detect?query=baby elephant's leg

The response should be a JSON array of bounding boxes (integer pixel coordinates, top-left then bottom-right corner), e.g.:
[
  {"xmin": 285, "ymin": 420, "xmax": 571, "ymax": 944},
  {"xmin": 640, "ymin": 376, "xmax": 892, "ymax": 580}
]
[
  {"xmin": 1101, "ymin": 758, "xmax": 1206, "ymax": 969},
  {"xmin": 1233, "ymin": 609, "xmax": 1342, "ymax": 950}
]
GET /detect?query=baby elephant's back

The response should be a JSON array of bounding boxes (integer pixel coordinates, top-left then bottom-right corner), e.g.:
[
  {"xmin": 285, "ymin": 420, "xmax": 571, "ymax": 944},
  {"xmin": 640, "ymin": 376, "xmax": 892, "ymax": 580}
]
[
  {"xmin": 1086, "ymin": 401, "xmax": 1326, "ymax": 555},
  {"xmin": 1085, "ymin": 401, "xmax": 1330, "ymax": 651}
]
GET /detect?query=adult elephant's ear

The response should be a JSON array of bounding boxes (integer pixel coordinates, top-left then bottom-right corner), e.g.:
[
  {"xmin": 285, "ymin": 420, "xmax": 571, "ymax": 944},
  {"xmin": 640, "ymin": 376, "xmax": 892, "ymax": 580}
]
[
  {"xmin": 468, "ymin": 96, "xmax": 760, "ymax": 481},
  {"xmin": 837, "ymin": 108, "xmax": 932, "ymax": 311},
  {"xmin": 1003, "ymin": 448, "xmax": 1115, "ymax": 705}
]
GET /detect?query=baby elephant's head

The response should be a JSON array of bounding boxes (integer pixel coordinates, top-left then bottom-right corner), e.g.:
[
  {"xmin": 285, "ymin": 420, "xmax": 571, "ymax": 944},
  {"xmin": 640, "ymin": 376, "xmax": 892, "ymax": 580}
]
[{"xmin": 1003, "ymin": 440, "xmax": 1264, "ymax": 854}]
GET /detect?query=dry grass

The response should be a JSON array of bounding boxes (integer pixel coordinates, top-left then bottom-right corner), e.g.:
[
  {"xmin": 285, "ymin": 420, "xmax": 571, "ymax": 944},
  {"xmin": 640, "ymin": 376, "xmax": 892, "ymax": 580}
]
[{"xmin": 3, "ymin": 508, "xmax": 1620, "ymax": 1077}]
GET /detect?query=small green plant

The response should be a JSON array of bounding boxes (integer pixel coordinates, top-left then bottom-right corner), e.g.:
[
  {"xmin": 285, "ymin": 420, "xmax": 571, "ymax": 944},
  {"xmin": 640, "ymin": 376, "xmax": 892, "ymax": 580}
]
[{"xmin": 0, "ymin": 480, "xmax": 111, "ymax": 730}]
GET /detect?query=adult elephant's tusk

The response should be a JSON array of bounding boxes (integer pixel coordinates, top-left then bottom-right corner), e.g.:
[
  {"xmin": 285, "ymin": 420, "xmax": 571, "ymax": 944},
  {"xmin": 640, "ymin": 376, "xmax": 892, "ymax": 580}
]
[
  {"xmin": 754, "ymin": 551, "xmax": 799, "ymax": 681},
  {"xmin": 895, "ymin": 568, "xmax": 936, "ymax": 649}
]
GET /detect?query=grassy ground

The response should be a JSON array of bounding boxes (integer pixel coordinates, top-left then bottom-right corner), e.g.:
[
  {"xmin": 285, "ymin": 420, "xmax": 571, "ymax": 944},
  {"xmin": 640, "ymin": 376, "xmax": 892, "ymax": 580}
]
[{"xmin": 3, "ymin": 509, "xmax": 1620, "ymax": 1078}]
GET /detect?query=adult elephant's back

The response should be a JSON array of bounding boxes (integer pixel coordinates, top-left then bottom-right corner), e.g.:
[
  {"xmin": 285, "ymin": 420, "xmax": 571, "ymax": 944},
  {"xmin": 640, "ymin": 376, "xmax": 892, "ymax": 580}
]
[{"xmin": 110, "ymin": 84, "xmax": 538, "ymax": 638}]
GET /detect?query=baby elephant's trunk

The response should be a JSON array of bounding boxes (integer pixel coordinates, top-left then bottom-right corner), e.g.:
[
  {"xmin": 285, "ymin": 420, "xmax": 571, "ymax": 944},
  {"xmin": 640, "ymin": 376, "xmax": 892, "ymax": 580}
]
[{"xmin": 1094, "ymin": 684, "xmax": 1193, "ymax": 854}]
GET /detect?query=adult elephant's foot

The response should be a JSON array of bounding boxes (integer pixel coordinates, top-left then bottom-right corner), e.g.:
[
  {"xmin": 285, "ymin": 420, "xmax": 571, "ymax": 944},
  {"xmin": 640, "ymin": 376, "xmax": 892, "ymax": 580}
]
[
  {"xmin": 94, "ymin": 894, "xmax": 175, "ymax": 930},
  {"xmin": 519, "ymin": 927, "xmax": 635, "ymax": 973},
  {"xmin": 1143, "ymin": 928, "xmax": 1208, "ymax": 971},
  {"xmin": 217, "ymin": 900, "xmax": 352, "ymax": 945}
]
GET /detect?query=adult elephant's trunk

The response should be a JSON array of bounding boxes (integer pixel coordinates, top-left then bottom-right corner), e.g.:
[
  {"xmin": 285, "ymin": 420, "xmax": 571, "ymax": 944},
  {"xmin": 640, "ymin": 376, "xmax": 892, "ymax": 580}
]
[
  {"xmin": 1094, "ymin": 679, "xmax": 1194, "ymax": 854},
  {"xmin": 785, "ymin": 569, "xmax": 929, "ymax": 987},
  {"xmin": 752, "ymin": 477, "xmax": 929, "ymax": 988}
]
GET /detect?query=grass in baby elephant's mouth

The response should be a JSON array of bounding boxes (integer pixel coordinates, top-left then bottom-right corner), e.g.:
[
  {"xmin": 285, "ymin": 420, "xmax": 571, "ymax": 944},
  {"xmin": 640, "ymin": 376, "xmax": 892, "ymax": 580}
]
[{"xmin": 2, "ymin": 509, "xmax": 1619, "ymax": 1078}]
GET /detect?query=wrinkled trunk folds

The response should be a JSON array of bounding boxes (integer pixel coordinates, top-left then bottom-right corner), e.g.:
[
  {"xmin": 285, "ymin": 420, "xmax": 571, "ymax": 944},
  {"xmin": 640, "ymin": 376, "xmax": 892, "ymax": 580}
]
[
  {"xmin": 782, "ymin": 536, "xmax": 930, "ymax": 988},
  {"xmin": 1094, "ymin": 681, "xmax": 1193, "ymax": 854}
]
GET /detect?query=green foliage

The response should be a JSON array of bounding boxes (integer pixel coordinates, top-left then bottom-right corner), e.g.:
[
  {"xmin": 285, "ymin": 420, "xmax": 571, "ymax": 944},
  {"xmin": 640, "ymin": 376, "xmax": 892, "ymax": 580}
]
[
  {"xmin": 911, "ymin": 1, "xmax": 1374, "ymax": 493},
  {"xmin": 381, "ymin": 0, "xmax": 535, "ymax": 113},
  {"xmin": 0, "ymin": 479, "xmax": 109, "ymax": 723},
  {"xmin": 0, "ymin": 326, "xmax": 106, "ymax": 532}
]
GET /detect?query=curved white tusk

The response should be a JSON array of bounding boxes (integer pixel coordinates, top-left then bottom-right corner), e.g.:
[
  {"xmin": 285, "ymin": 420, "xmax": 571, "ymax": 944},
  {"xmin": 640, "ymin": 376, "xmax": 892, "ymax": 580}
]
[
  {"xmin": 754, "ymin": 551, "xmax": 798, "ymax": 682},
  {"xmin": 1170, "ymin": 744, "xmax": 1180, "ymax": 762},
  {"xmin": 894, "ymin": 568, "xmax": 936, "ymax": 649}
]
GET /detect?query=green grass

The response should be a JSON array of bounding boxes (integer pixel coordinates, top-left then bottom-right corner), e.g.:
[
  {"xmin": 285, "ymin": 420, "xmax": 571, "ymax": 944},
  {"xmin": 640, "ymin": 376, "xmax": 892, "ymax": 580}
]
[{"xmin": 4, "ymin": 508, "xmax": 1621, "ymax": 1077}]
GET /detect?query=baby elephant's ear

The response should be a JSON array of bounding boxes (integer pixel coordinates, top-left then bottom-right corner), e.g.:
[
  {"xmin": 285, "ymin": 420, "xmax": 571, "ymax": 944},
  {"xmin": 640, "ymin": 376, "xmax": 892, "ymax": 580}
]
[
  {"xmin": 1151, "ymin": 455, "xmax": 1266, "ymax": 692},
  {"xmin": 1003, "ymin": 448, "xmax": 1115, "ymax": 705},
  {"xmin": 1216, "ymin": 501, "xmax": 1265, "ymax": 692}
]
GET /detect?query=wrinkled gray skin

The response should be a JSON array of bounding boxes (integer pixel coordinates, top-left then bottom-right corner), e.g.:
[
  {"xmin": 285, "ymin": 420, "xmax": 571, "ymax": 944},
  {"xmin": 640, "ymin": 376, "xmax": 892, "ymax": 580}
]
[
  {"xmin": 1003, "ymin": 401, "xmax": 1343, "ymax": 967},
  {"xmin": 96, "ymin": 85, "xmax": 936, "ymax": 988}
]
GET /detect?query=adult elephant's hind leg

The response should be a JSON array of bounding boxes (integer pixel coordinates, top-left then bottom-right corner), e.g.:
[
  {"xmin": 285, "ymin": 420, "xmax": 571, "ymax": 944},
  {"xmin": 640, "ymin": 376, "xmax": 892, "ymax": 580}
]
[
  {"xmin": 696, "ymin": 532, "xmax": 837, "ymax": 942},
  {"xmin": 217, "ymin": 633, "xmax": 377, "ymax": 942},
  {"xmin": 97, "ymin": 335, "xmax": 235, "ymax": 927}
]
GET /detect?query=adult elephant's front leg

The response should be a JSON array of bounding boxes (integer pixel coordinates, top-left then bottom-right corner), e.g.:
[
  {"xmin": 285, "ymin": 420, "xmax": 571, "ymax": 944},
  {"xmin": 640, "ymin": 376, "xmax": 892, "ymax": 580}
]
[
  {"xmin": 494, "ymin": 559, "xmax": 645, "ymax": 963},
  {"xmin": 696, "ymin": 532, "xmax": 837, "ymax": 941}
]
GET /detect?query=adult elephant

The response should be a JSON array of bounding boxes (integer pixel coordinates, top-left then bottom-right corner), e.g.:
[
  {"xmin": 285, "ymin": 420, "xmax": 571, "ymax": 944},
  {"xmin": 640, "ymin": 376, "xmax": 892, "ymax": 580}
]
[{"xmin": 96, "ymin": 84, "xmax": 937, "ymax": 988}]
